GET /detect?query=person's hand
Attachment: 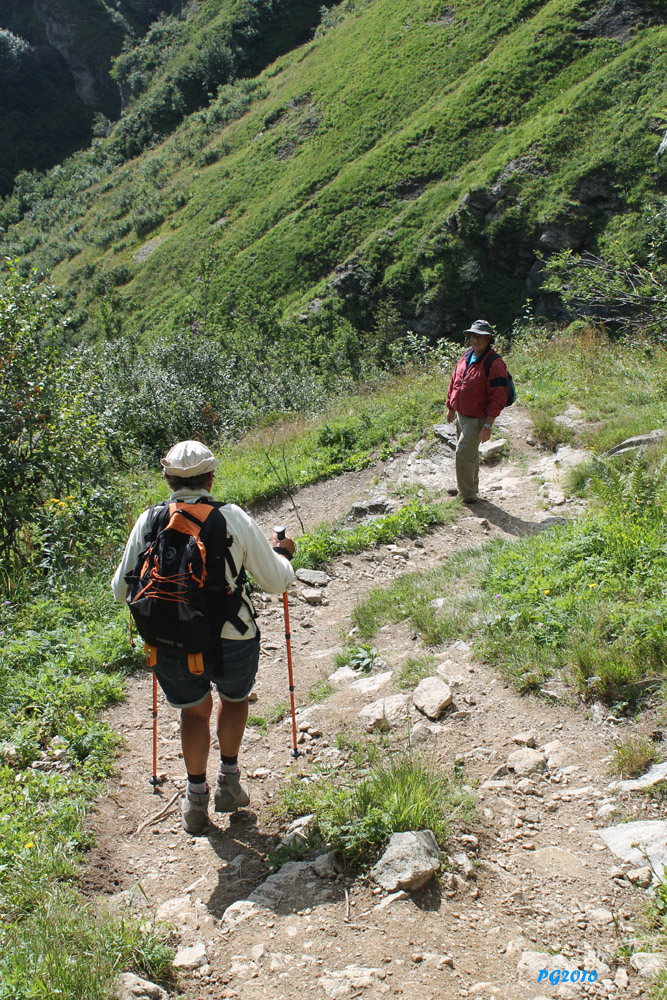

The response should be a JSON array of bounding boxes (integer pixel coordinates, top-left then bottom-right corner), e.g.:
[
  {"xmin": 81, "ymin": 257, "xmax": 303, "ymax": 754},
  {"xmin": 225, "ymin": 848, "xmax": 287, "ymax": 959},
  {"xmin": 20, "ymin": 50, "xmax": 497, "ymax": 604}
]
[
  {"xmin": 272, "ymin": 533, "xmax": 295, "ymax": 559},
  {"xmin": 479, "ymin": 424, "xmax": 492, "ymax": 444},
  {"xmin": 446, "ymin": 407, "xmax": 456, "ymax": 424}
]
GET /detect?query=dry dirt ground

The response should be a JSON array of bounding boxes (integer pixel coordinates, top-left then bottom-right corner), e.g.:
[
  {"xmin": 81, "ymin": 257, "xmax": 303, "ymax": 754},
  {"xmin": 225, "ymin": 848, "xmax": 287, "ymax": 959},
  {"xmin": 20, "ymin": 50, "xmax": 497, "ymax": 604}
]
[{"xmin": 85, "ymin": 408, "xmax": 664, "ymax": 1000}]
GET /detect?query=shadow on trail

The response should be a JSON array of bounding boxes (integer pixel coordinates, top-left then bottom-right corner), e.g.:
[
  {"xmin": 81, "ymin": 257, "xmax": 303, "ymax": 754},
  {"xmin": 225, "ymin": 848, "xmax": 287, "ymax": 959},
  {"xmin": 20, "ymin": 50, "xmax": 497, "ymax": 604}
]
[
  {"xmin": 473, "ymin": 498, "xmax": 566, "ymax": 538},
  {"xmin": 203, "ymin": 812, "xmax": 346, "ymax": 920}
]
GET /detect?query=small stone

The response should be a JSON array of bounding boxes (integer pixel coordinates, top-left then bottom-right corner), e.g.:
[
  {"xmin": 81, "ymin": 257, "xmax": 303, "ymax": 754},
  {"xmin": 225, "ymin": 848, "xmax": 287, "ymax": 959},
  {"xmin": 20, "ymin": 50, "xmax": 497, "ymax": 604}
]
[
  {"xmin": 512, "ymin": 731, "xmax": 537, "ymax": 748},
  {"xmin": 412, "ymin": 677, "xmax": 453, "ymax": 719},
  {"xmin": 627, "ymin": 866, "xmax": 652, "ymax": 888},
  {"xmin": 371, "ymin": 830, "xmax": 441, "ymax": 891},
  {"xmin": 118, "ymin": 974, "xmax": 168, "ymax": 1000},
  {"xmin": 302, "ymin": 588, "xmax": 323, "ymax": 605},
  {"xmin": 614, "ymin": 967, "xmax": 629, "ymax": 989},
  {"xmin": 507, "ymin": 748, "xmax": 547, "ymax": 777},
  {"xmin": 173, "ymin": 942, "xmax": 207, "ymax": 970},
  {"xmin": 358, "ymin": 694, "xmax": 410, "ymax": 732},
  {"xmin": 589, "ymin": 907, "xmax": 614, "ymax": 928}
]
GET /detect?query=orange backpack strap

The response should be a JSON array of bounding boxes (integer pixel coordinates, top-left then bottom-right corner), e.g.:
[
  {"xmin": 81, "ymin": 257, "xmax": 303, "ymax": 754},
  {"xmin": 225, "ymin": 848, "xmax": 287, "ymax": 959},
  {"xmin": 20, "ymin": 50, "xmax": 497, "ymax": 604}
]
[{"xmin": 187, "ymin": 652, "xmax": 205, "ymax": 675}]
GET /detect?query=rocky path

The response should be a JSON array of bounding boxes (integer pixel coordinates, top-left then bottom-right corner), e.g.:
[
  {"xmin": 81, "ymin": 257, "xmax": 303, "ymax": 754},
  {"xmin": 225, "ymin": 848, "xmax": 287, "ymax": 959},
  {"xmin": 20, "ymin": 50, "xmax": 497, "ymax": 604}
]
[{"xmin": 86, "ymin": 409, "xmax": 666, "ymax": 1000}]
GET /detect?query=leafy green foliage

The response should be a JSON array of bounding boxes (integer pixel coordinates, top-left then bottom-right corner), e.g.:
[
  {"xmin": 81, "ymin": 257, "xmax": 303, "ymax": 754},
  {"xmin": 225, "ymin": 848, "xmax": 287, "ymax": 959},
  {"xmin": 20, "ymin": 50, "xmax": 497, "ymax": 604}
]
[
  {"xmin": 543, "ymin": 202, "xmax": 667, "ymax": 339},
  {"xmin": 0, "ymin": 262, "xmax": 118, "ymax": 567},
  {"xmin": 334, "ymin": 644, "xmax": 381, "ymax": 673}
]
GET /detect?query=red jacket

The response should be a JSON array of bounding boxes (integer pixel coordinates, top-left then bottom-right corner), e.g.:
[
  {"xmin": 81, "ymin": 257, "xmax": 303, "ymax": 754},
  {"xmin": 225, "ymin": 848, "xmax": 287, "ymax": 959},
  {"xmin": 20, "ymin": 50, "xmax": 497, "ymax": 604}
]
[{"xmin": 446, "ymin": 347, "xmax": 509, "ymax": 420}]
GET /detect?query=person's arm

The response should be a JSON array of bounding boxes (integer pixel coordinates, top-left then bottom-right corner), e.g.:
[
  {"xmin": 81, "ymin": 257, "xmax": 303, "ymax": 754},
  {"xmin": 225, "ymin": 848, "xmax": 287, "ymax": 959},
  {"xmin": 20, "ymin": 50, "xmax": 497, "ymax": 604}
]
[
  {"xmin": 111, "ymin": 510, "xmax": 151, "ymax": 603},
  {"xmin": 234, "ymin": 508, "xmax": 296, "ymax": 593},
  {"xmin": 446, "ymin": 359, "xmax": 462, "ymax": 422},
  {"xmin": 486, "ymin": 355, "xmax": 510, "ymax": 421}
]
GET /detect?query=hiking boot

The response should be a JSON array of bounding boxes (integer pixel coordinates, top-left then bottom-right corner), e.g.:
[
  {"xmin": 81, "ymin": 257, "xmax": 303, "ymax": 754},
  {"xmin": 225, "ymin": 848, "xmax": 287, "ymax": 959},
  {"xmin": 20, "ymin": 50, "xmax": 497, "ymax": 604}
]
[
  {"xmin": 462, "ymin": 496, "xmax": 479, "ymax": 505},
  {"xmin": 214, "ymin": 769, "xmax": 250, "ymax": 812},
  {"xmin": 181, "ymin": 788, "xmax": 210, "ymax": 834},
  {"xmin": 446, "ymin": 487, "xmax": 459, "ymax": 496}
]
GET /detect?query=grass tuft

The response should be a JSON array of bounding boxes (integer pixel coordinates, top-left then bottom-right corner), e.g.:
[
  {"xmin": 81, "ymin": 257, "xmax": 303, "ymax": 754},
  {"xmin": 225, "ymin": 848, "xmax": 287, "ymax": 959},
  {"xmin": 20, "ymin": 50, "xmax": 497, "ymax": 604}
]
[{"xmin": 277, "ymin": 752, "xmax": 473, "ymax": 867}]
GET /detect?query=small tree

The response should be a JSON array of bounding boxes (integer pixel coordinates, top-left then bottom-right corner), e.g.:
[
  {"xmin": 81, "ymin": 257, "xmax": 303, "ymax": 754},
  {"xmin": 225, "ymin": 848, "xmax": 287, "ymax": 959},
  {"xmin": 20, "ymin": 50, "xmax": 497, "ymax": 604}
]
[{"xmin": 0, "ymin": 260, "xmax": 111, "ymax": 565}]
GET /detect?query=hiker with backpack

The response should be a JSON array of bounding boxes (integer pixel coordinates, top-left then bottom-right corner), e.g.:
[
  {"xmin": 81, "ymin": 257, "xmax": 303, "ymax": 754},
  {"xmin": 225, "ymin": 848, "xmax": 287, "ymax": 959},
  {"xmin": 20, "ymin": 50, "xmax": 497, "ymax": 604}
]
[
  {"xmin": 445, "ymin": 319, "xmax": 513, "ymax": 504},
  {"xmin": 111, "ymin": 440, "xmax": 295, "ymax": 834}
]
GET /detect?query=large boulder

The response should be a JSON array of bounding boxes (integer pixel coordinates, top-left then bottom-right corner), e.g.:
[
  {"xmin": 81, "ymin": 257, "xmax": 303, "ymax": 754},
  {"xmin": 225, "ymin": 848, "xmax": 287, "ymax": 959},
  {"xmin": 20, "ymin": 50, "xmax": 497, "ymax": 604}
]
[{"xmin": 371, "ymin": 830, "xmax": 441, "ymax": 891}]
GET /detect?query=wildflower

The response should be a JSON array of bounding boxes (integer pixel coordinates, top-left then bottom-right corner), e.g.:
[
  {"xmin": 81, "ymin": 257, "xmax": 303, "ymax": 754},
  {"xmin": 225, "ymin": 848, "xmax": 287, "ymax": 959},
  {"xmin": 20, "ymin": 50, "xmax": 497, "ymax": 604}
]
[
  {"xmin": 24, "ymin": 841, "xmax": 34, "ymax": 850},
  {"xmin": 589, "ymin": 583, "xmax": 597, "ymax": 589},
  {"xmin": 544, "ymin": 589, "xmax": 550, "ymax": 595}
]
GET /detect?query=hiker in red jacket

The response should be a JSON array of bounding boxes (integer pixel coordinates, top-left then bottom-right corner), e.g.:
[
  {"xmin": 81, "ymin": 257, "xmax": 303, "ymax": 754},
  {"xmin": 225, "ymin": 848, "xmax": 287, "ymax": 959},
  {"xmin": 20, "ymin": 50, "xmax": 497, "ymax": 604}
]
[{"xmin": 445, "ymin": 320, "xmax": 510, "ymax": 504}]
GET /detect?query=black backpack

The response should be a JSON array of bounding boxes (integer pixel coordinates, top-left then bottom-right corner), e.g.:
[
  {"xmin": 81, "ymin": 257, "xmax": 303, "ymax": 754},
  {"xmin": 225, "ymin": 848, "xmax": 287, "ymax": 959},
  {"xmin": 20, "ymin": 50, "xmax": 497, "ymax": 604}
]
[
  {"xmin": 125, "ymin": 499, "xmax": 249, "ymax": 655},
  {"xmin": 467, "ymin": 348, "xmax": 516, "ymax": 407}
]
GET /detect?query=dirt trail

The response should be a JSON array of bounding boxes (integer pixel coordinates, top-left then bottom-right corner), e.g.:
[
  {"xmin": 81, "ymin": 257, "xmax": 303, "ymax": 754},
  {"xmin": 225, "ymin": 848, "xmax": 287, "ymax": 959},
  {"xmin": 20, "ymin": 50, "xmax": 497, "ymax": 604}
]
[{"xmin": 87, "ymin": 409, "xmax": 661, "ymax": 1000}]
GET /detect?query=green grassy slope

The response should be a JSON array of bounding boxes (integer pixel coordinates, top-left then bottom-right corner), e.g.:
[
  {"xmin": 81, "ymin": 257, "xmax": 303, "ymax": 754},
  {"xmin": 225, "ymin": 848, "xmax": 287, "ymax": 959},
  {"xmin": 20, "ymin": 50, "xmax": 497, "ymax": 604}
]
[{"xmin": 2, "ymin": 0, "xmax": 667, "ymax": 338}]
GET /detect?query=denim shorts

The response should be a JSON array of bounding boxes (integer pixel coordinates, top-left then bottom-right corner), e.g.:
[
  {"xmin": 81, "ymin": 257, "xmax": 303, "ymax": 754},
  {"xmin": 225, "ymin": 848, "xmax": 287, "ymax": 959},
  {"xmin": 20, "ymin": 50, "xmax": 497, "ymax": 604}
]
[{"xmin": 154, "ymin": 635, "xmax": 260, "ymax": 709}]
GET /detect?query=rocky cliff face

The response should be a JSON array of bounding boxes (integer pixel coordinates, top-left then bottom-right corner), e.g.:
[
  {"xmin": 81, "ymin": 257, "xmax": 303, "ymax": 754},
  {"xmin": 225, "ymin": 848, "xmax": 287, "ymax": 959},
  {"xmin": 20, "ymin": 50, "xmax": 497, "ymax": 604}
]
[
  {"xmin": 30, "ymin": 0, "xmax": 177, "ymax": 112},
  {"xmin": 0, "ymin": 0, "xmax": 178, "ymax": 192}
]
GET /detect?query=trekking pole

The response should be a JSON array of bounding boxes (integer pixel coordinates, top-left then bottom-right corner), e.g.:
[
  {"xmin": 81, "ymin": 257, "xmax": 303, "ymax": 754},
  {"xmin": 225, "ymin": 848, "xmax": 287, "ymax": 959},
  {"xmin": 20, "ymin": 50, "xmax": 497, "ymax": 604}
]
[
  {"xmin": 275, "ymin": 525, "xmax": 300, "ymax": 759},
  {"xmin": 144, "ymin": 644, "xmax": 160, "ymax": 793}
]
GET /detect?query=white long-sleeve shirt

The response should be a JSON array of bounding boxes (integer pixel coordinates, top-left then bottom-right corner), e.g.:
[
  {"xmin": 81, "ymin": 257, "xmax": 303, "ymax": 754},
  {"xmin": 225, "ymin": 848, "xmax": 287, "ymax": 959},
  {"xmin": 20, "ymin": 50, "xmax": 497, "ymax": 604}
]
[{"xmin": 111, "ymin": 488, "xmax": 294, "ymax": 639}]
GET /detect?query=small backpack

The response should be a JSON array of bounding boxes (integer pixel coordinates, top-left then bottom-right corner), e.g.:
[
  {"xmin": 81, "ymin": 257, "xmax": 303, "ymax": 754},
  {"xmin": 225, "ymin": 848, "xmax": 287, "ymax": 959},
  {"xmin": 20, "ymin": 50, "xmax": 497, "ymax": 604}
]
[
  {"xmin": 125, "ymin": 499, "xmax": 249, "ymax": 656},
  {"xmin": 479, "ymin": 349, "xmax": 516, "ymax": 407}
]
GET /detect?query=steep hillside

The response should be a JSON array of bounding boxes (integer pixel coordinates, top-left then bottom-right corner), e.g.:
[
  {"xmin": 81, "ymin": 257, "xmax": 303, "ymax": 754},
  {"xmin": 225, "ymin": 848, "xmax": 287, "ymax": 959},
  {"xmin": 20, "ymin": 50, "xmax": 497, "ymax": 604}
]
[{"xmin": 2, "ymin": 0, "xmax": 667, "ymax": 339}]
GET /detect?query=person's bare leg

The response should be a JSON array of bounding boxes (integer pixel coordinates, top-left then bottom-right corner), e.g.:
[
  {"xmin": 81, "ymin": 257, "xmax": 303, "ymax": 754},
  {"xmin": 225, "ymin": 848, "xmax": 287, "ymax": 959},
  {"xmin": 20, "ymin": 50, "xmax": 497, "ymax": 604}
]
[
  {"xmin": 216, "ymin": 696, "xmax": 249, "ymax": 758},
  {"xmin": 180, "ymin": 693, "xmax": 213, "ymax": 775}
]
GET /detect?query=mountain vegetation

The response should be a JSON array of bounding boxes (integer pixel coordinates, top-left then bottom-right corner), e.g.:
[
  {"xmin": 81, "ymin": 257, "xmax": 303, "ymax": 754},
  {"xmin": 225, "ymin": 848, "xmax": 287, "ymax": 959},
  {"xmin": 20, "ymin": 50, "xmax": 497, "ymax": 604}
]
[
  {"xmin": 3, "ymin": 3, "xmax": 667, "ymax": 995},
  {"xmin": 2, "ymin": 0, "xmax": 667, "ymax": 347}
]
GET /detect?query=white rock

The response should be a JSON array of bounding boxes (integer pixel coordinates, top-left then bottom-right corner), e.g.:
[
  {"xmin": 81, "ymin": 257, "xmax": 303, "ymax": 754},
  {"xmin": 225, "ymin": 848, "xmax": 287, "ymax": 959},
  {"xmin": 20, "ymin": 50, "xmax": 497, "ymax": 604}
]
[
  {"xmin": 350, "ymin": 670, "xmax": 393, "ymax": 694},
  {"xmin": 302, "ymin": 588, "xmax": 323, "ymax": 605},
  {"xmin": 630, "ymin": 952, "xmax": 667, "ymax": 978},
  {"xmin": 319, "ymin": 965, "xmax": 385, "ymax": 999},
  {"xmin": 412, "ymin": 677, "xmax": 453, "ymax": 719},
  {"xmin": 517, "ymin": 951, "xmax": 578, "ymax": 984},
  {"xmin": 173, "ymin": 942, "xmax": 207, "ymax": 970},
  {"xmin": 599, "ymin": 820, "xmax": 667, "ymax": 881},
  {"xmin": 513, "ymin": 731, "xmax": 537, "ymax": 748},
  {"xmin": 155, "ymin": 895, "xmax": 192, "ymax": 923},
  {"xmin": 615, "ymin": 967, "xmax": 629, "ymax": 989},
  {"xmin": 507, "ymin": 747, "xmax": 547, "ymax": 777},
  {"xmin": 609, "ymin": 759, "xmax": 667, "ymax": 791},
  {"xmin": 358, "ymin": 694, "xmax": 410, "ymax": 732},
  {"xmin": 221, "ymin": 899, "xmax": 261, "ymax": 928},
  {"xmin": 583, "ymin": 948, "xmax": 610, "ymax": 976},
  {"xmin": 118, "ymin": 974, "xmax": 168, "ymax": 1000},
  {"xmin": 328, "ymin": 666, "xmax": 357, "ymax": 686},
  {"xmin": 479, "ymin": 439, "xmax": 508, "ymax": 462},
  {"xmin": 296, "ymin": 568, "xmax": 330, "ymax": 587},
  {"xmin": 371, "ymin": 830, "xmax": 441, "ymax": 891}
]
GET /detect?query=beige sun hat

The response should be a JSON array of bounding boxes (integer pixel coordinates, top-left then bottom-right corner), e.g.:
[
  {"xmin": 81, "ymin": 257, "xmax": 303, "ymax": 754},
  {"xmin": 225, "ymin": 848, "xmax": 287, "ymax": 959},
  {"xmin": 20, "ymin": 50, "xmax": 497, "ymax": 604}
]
[{"xmin": 160, "ymin": 440, "xmax": 218, "ymax": 477}]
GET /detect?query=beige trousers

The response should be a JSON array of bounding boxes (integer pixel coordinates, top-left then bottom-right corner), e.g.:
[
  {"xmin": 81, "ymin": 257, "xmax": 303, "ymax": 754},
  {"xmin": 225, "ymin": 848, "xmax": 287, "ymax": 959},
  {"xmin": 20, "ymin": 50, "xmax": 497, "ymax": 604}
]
[{"xmin": 455, "ymin": 413, "xmax": 485, "ymax": 500}]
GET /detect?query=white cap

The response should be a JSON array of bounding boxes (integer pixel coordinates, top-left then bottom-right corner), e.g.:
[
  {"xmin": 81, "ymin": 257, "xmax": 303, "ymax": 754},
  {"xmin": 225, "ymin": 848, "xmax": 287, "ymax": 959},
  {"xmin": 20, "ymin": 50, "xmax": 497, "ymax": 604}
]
[{"xmin": 160, "ymin": 440, "xmax": 218, "ymax": 477}]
